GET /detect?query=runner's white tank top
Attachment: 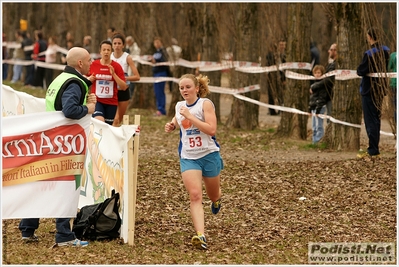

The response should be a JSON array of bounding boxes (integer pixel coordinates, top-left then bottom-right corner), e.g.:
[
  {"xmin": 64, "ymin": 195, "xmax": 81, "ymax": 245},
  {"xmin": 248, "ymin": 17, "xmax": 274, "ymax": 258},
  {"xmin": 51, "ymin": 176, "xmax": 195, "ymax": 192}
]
[
  {"xmin": 176, "ymin": 98, "xmax": 220, "ymax": 159},
  {"xmin": 111, "ymin": 52, "xmax": 129, "ymax": 74}
]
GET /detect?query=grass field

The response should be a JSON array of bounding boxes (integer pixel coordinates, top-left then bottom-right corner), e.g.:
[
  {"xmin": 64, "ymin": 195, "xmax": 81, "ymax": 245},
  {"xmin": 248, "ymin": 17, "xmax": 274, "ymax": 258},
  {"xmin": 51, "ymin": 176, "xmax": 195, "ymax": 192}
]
[{"xmin": 2, "ymin": 81, "xmax": 397, "ymax": 265}]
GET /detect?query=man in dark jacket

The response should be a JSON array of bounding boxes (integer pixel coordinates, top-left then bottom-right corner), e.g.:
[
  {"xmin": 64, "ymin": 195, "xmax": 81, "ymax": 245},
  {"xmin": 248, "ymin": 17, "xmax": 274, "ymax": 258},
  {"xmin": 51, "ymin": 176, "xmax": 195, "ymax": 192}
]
[
  {"xmin": 32, "ymin": 30, "xmax": 47, "ymax": 88},
  {"xmin": 21, "ymin": 31, "xmax": 34, "ymax": 86},
  {"xmin": 19, "ymin": 47, "xmax": 97, "ymax": 247},
  {"xmin": 356, "ymin": 27, "xmax": 390, "ymax": 158}
]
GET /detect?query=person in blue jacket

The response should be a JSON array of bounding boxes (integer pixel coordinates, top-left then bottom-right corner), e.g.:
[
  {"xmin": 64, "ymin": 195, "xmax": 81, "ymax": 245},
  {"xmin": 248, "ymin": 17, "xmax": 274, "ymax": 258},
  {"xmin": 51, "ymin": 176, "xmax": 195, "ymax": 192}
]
[
  {"xmin": 356, "ymin": 27, "xmax": 390, "ymax": 158},
  {"xmin": 150, "ymin": 36, "xmax": 169, "ymax": 116}
]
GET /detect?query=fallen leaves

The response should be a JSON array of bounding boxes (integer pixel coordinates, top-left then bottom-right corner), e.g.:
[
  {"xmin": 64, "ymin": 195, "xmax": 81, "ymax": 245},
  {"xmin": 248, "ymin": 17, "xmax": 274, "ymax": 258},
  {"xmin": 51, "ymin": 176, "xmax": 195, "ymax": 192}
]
[{"xmin": 2, "ymin": 110, "xmax": 396, "ymax": 264}]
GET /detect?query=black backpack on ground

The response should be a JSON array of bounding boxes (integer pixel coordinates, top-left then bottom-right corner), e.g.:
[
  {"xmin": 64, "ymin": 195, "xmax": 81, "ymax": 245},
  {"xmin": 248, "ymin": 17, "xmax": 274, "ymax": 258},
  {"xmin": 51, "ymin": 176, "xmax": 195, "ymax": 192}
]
[{"xmin": 72, "ymin": 189, "xmax": 122, "ymax": 241}]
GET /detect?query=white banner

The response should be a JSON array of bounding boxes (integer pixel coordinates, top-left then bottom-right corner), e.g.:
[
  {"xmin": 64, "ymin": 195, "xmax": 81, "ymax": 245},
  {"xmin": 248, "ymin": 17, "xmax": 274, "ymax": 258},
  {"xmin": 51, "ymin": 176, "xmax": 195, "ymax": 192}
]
[
  {"xmin": 2, "ymin": 85, "xmax": 138, "ymax": 243},
  {"xmin": 2, "ymin": 112, "xmax": 91, "ymax": 218},
  {"xmin": 2, "ymin": 84, "xmax": 46, "ymax": 116}
]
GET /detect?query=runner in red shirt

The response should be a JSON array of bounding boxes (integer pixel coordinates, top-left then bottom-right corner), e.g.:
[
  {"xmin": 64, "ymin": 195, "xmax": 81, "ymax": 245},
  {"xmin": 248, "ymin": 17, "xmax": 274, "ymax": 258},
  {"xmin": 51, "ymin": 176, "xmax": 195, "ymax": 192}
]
[{"xmin": 90, "ymin": 40, "xmax": 127, "ymax": 125}]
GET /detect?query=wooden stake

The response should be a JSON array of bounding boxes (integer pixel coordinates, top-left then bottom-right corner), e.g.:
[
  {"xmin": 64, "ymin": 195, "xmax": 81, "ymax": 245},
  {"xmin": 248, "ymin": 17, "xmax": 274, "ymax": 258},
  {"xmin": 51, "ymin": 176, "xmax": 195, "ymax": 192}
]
[{"xmin": 123, "ymin": 114, "xmax": 140, "ymax": 246}]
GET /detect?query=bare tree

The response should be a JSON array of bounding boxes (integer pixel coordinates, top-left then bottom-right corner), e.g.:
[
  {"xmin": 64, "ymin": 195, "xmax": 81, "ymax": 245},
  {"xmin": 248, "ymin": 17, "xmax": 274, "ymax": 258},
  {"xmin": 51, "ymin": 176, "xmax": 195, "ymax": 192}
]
[
  {"xmin": 225, "ymin": 3, "xmax": 261, "ymax": 130},
  {"xmin": 260, "ymin": 4, "xmax": 287, "ymax": 114},
  {"xmin": 276, "ymin": 3, "xmax": 313, "ymax": 139},
  {"xmin": 167, "ymin": 3, "xmax": 200, "ymax": 117},
  {"xmin": 322, "ymin": 3, "xmax": 363, "ymax": 150},
  {"xmin": 130, "ymin": 3, "xmax": 157, "ymax": 110},
  {"xmin": 200, "ymin": 4, "xmax": 222, "ymax": 123}
]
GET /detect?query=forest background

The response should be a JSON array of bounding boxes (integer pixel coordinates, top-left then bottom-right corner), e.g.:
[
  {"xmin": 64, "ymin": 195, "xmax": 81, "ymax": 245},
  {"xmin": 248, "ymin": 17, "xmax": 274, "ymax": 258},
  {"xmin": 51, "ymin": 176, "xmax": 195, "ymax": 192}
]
[{"xmin": 2, "ymin": 2, "xmax": 397, "ymax": 149}]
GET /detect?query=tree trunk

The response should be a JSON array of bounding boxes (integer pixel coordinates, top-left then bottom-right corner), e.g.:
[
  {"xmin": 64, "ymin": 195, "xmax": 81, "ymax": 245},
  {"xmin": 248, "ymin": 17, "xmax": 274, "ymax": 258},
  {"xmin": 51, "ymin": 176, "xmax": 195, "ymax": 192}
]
[
  {"xmin": 225, "ymin": 3, "xmax": 260, "ymax": 130},
  {"xmin": 260, "ymin": 3, "xmax": 288, "ymax": 100},
  {"xmin": 276, "ymin": 3, "xmax": 313, "ymax": 139},
  {"xmin": 201, "ymin": 4, "xmax": 222, "ymax": 123},
  {"xmin": 130, "ymin": 4, "xmax": 157, "ymax": 110},
  {"xmin": 323, "ymin": 3, "xmax": 364, "ymax": 150},
  {"xmin": 167, "ymin": 4, "xmax": 187, "ymax": 118}
]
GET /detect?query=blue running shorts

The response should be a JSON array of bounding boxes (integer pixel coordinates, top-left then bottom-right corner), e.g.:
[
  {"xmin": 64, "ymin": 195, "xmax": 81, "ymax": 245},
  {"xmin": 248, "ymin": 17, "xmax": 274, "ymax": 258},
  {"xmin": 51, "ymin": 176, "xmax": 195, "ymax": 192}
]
[
  {"xmin": 180, "ymin": 151, "xmax": 224, "ymax": 178},
  {"xmin": 92, "ymin": 102, "xmax": 117, "ymax": 125}
]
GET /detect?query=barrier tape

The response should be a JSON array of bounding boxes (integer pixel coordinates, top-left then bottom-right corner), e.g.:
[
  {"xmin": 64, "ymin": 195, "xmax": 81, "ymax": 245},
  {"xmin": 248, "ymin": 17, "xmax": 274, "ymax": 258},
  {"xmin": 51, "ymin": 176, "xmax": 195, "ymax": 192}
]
[
  {"xmin": 285, "ymin": 70, "xmax": 397, "ymax": 80},
  {"xmin": 233, "ymin": 94, "xmax": 394, "ymax": 136},
  {"xmin": 134, "ymin": 57, "xmax": 261, "ymax": 71},
  {"xmin": 209, "ymin": 84, "xmax": 261, "ymax": 95},
  {"xmin": 4, "ymin": 57, "xmax": 396, "ymax": 79},
  {"xmin": 3, "ymin": 41, "xmax": 397, "ymax": 77},
  {"xmin": 2, "ymin": 56, "xmax": 395, "ymax": 136},
  {"xmin": 135, "ymin": 77, "xmax": 261, "ymax": 95},
  {"xmin": 134, "ymin": 77, "xmax": 179, "ymax": 84},
  {"xmin": 235, "ymin": 62, "xmax": 313, "ymax": 73},
  {"xmin": 4, "ymin": 43, "xmax": 69, "ymax": 57},
  {"xmin": 35, "ymin": 60, "xmax": 66, "ymax": 70}
]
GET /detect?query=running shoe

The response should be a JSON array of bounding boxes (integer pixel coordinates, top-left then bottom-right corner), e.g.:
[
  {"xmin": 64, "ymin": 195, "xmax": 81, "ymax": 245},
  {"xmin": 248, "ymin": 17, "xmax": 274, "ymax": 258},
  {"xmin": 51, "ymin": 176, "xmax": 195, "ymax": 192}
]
[
  {"xmin": 191, "ymin": 232, "xmax": 207, "ymax": 250},
  {"xmin": 357, "ymin": 149, "xmax": 380, "ymax": 159},
  {"xmin": 57, "ymin": 239, "xmax": 89, "ymax": 247},
  {"xmin": 211, "ymin": 199, "xmax": 222, "ymax": 215}
]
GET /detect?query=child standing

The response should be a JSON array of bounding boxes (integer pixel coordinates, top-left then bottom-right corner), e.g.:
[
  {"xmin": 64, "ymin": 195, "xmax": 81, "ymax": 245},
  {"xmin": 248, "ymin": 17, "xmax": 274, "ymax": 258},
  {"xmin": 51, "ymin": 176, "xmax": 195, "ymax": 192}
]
[{"xmin": 309, "ymin": 65, "xmax": 328, "ymax": 144}]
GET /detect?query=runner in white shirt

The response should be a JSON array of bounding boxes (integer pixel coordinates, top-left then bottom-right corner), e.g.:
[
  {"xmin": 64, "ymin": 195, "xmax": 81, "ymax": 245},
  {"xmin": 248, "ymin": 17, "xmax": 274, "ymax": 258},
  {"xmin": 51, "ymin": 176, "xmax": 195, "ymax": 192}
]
[
  {"xmin": 164, "ymin": 74, "xmax": 223, "ymax": 250},
  {"xmin": 110, "ymin": 32, "xmax": 140, "ymax": 126},
  {"xmin": 44, "ymin": 36, "xmax": 58, "ymax": 89}
]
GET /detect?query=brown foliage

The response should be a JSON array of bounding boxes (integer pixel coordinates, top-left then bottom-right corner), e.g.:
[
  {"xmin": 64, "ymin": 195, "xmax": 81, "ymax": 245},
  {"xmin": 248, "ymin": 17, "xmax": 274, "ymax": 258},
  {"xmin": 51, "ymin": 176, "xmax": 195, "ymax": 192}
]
[{"xmin": 2, "ymin": 102, "xmax": 396, "ymax": 264}]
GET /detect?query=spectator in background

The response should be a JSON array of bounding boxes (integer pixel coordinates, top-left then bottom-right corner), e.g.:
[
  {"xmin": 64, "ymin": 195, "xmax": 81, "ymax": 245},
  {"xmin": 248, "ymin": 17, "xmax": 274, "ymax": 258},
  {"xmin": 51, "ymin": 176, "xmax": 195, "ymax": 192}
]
[
  {"xmin": 61, "ymin": 40, "xmax": 74, "ymax": 64},
  {"xmin": 65, "ymin": 31, "xmax": 74, "ymax": 47},
  {"xmin": 11, "ymin": 30, "xmax": 24, "ymax": 83},
  {"xmin": 166, "ymin": 37, "xmax": 182, "ymax": 67},
  {"xmin": 107, "ymin": 27, "xmax": 116, "ymax": 42},
  {"xmin": 83, "ymin": 35, "xmax": 92, "ymax": 53},
  {"xmin": 125, "ymin": 36, "xmax": 141, "ymax": 64},
  {"xmin": 125, "ymin": 35, "xmax": 141, "ymax": 97},
  {"xmin": 388, "ymin": 50, "xmax": 397, "ymax": 123},
  {"xmin": 166, "ymin": 37, "xmax": 182, "ymax": 91},
  {"xmin": 323, "ymin": 43, "xmax": 337, "ymax": 123},
  {"xmin": 309, "ymin": 41, "xmax": 320, "ymax": 86},
  {"xmin": 150, "ymin": 36, "xmax": 169, "ymax": 116},
  {"xmin": 44, "ymin": 36, "xmax": 58, "ymax": 89},
  {"xmin": 2, "ymin": 33, "xmax": 8, "ymax": 80},
  {"xmin": 308, "ymin": 65, "xmax": 328, "ymax": 145},
  {"xmin": 32, "ymin": 30, "xmax": 47, "ymax": 88},
  {"xmin": 310, "ymin": 41, "xmax": 320, "ymax": 68},
  {"xmin": 356, "ymin": 27, "xmax": 390, "ymax": 159},
  {"xmin": 21, "ymin": 31, "xmax": 35, "ymax": 87}
]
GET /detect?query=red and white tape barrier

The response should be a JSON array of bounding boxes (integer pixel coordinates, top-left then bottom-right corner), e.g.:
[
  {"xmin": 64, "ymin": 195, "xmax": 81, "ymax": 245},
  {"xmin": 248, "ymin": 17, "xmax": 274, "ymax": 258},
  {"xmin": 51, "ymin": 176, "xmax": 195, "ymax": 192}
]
[
  {"xmin": 2, "ymin": 51, "xmax": 395, "ymax": 136},
  {"xmin": 285, "ymin": 69, "xmax": 397, "ymax": 80},
  {"xmin": 233, "ymin": 94, "xmax": 394, "ymax": 136}
]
